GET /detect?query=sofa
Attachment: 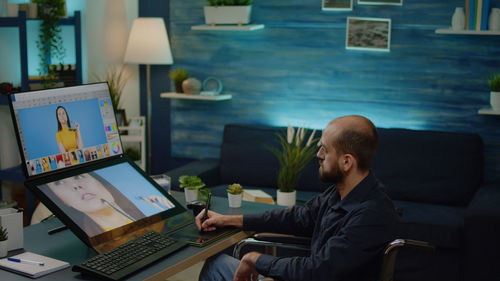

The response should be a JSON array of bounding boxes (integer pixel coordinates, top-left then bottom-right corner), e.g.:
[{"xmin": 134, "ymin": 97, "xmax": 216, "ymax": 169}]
[{"xmin": 166, "ymin": 123, "xmax": 500, "ymax": 281}]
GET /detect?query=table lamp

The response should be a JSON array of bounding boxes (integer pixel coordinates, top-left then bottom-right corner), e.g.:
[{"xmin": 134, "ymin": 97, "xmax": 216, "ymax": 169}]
[{"xmin": 124, "ymin": 17, "xmax": 173, "ymax": 174}]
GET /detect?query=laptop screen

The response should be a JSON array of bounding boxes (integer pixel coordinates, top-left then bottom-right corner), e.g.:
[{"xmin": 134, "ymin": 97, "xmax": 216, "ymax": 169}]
[{"xmin": 9, "ymin": 83, "xmax": 123, "ymax": 177}]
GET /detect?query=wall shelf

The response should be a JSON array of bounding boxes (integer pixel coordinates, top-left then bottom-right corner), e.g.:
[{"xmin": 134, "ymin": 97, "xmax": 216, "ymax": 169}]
[
  {"xmin": 478, "ymin": 107, "xmax": 500, "ymax": 115},
  {"xmin": 191, "ymin": 24, "xmax": 264, "ymax": 31},
  {"xmin": 435, "ymin": 29, "xmax": 500, "ymax": 35},
  {"xmin": 0, "ymin": 11, "xmax": 82, "ymax": 92},
  {"xmin": 160, "ymin": 92, "xmax": 232, "ymax": 101}
]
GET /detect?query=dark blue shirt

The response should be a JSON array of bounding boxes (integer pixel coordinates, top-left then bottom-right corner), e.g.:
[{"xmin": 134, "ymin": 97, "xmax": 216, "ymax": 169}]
[{"xmin": 243, "ymin": 171, "xmax": 399, "ymax": 281}]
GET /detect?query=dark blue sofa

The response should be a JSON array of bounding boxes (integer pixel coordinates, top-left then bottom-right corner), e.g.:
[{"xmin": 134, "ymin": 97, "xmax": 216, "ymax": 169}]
[{"xmin": 166, "ymin": 123, "xmax": 500, "ymax": 281}]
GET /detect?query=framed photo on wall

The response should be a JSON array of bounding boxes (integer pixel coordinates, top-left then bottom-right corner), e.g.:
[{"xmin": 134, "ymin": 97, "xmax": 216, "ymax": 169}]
[
  {"xmin": 357, "ymin": 0, "xmax": 402, "ymax": 6},
  {"xmin": 346, "ymin": 17, "xmax": 391, "ymax": 52},
  {"xmin": 322, "ymin": 0, "xmax": 353, "ymax": 11}
]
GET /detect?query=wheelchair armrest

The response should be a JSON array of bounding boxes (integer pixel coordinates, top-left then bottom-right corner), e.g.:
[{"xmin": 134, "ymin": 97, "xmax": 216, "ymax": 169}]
[
  {"xmin": 233, "ymin": 233, "xmax": 311, "ymax": 259},
  {"xmin": 384, "ymin": 239, "xmax": 435, "ymax": 255},
  {"xmin": 380, "ymin": 239, "xmax": 435, "ymax": 281},
  {"xmin": 253, "ymin": 233, "xmax": 312, "ymax": 246}
]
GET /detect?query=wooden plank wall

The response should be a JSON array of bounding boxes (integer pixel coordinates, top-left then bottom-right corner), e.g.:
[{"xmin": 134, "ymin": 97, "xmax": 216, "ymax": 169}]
[{"xmin": 168, "ymin": 0, "xmax": 500, "ymax": 182}]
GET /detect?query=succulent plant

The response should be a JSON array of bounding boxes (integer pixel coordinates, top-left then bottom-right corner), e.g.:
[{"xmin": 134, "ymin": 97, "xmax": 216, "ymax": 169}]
[{"xmin": 227, "ymin": 183, "xmax": 243, "ymax": 194}]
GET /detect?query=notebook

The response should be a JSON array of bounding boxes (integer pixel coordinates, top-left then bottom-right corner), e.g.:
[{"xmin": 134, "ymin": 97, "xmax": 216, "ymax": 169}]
[
  {"xmin": 0, "ymin": 252, "xmax": 69, "ymax": 278},
  {"xmin": 7, "ymin": 83, "xmax": 237, "ymax": 255}
]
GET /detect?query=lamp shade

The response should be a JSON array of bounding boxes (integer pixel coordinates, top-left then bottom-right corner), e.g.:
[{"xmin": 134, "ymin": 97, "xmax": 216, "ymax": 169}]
[{"xmin": 124, "ymin": 18, "xmax": 173, "ymax": 65}]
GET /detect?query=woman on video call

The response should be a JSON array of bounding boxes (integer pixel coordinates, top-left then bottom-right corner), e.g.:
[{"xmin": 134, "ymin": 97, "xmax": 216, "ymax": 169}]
[
  {"xmin": 43, "ymin": 172, "xmax": 172, "ymax": 236},
  {"xmin": 56, "ymin": 106, "xmax": 83, "ymax": 153}
]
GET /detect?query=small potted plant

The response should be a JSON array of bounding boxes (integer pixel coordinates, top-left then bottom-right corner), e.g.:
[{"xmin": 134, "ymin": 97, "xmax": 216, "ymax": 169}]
[
  {"xmin": 179, "ymin": 175, "xmax": 206, "ymax": 203},
  {"xmin": 169, "ymin": 68, "xmax": 190, "ymax": 93},
  {"xmin": 268, "ymin": 125, "xmax": 318, "ymax": 207},
  {"xmin": 204, "ymin": 0, "xmax": 254, "ymax": 26},
  {"xmin": 0, "ymin": 225, "xmax": 8, "ymax": 258},
  {"xmin": 227, "ymin": 183, "xmax": 243, "ymax": 208},
  {"xmin": 488, "ymin": 73, "xmax": 500, "ymax": 110}
]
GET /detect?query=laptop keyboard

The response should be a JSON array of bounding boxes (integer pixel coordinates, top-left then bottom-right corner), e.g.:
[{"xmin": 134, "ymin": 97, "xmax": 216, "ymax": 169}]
[{"xmin": 72, "ymin": 231, "xmax": 188, "ymax": 280}]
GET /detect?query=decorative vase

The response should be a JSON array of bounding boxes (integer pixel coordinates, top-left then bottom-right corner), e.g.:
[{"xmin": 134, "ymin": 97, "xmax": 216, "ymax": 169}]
[
  {"xmin": 451, "ymin": 7, "xmax": 465, "ymax": 31},
  {"xmin": 204, "ymin": 6, "xmax": 252, "ymax": 26},
  {"xmin": 0, "ymin": 240, "xmax": 7, "ymax": 258},
  {"xmin": 228, "ymin": 193, "xmax": 243, "ymax": 208},
  {"xmin": 489, "ymin": 8, "xmax": 500, "ymax": 31},
  {"xmin": 184, "ymin": 189, "xmax": 198, "ymax": 203},
  {"xmin": 182, "ymin": 78, "xmax": 202, "ymax": 95},
  {"xmin": 491, "ymin": 91, "xmax": 500, "ymax": 110},
  {"xmin": 277, "ymin": 190, "xmax": 296, "ymax": 207}
]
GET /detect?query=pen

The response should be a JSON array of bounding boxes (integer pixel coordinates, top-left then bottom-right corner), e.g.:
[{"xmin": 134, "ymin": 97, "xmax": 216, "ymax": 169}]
[
  {"xmin": 7, "ymin": 258, "xmax": 45, "ymax": 266},
  {"xmin": 201, "ymin": 193, "xmax": 212, "ymax": 224}
]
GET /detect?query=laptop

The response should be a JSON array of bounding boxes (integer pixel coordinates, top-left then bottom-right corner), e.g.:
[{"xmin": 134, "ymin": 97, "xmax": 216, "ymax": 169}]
[{"xmin": 7, "ymin": 83, "xmax": 237, "ymax": 256}]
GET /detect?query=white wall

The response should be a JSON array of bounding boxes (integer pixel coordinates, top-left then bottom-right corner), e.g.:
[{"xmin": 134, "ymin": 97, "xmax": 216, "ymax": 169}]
[{"xmin": 86, "ymin": 0, "xmax": 140, "ymax": 119}]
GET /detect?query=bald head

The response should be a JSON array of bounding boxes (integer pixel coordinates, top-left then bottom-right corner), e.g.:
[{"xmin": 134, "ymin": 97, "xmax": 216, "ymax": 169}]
[{"xmin": 325, "ymin": 115, "xmax": 378, "ymax": 171}]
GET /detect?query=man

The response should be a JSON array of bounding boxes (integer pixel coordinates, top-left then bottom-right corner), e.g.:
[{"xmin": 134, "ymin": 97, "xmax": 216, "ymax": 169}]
[{"xmin": 196, "ymin": 115, "xmax": 399, "ymax": 281}]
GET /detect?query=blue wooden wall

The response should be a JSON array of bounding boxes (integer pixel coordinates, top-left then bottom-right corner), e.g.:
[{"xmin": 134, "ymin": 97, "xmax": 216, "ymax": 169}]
[{"xmin": 167, "ymin": 0, "xmax": 500, "ymax": 182}]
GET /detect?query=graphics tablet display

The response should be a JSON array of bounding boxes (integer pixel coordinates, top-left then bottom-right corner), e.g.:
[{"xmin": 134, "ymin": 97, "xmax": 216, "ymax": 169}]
[{"xmin": 37, "ymin": 162, "xmax": 178, "ymax": 238}]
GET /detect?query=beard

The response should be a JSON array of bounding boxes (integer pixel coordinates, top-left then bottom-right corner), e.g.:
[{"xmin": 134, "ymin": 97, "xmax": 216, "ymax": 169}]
[{"xmin": 319, "ymin": 161, "xmax": 345, "ymax": 184}]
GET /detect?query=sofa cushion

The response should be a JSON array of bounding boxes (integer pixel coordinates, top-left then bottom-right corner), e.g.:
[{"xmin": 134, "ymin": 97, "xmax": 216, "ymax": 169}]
[
  {"xmin": 373, "ymin": 128, "xmax": 483, "ymax": 207},
  {"xmin": 393, "ymin": 200, "xmax": 465, "ymax": 249},
  {"xmin": 220, "ymin": 124, "xmax": 329, "ymax": 193}
]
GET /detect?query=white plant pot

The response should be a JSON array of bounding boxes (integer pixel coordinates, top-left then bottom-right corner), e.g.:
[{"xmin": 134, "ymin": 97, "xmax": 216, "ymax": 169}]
[
  {"xmin": 184, "ymin": 189, "xmax": 198, "ymax": 203},
  {"xmin": 491, "ymin": 91, "xmax": 500, "ymax": 110},
  {"xmin": 228, "ymin": 193, "xmax": 243, "ymax": 208},
  {"xmin": 277, "ymin": 190, "xmax": 296, "ymax": 207},
  {"xmin": 204, "ymin": 6, "xmax": 252, "ymax": 25},
  {"xmin": 0, "ymin": 240, "xmax": 7, "ymax": 258}
]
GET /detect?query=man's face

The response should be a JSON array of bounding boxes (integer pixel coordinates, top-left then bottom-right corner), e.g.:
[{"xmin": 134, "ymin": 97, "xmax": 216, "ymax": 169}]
[{"xmin": 317, "ymin": 124, "xmax": 345, "ymax": 184}]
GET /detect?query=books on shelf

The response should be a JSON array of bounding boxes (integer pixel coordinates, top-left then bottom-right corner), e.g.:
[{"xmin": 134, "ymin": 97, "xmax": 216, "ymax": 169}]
[
  {"xmin": 243, "ymin": 189, "xmax": 275, "ymax": 205},
  {"xmin": 467, "ymin": 0, "xmax": 491, "ymax": 30},
  {"xmin": 0, "ymin": 252, "xmax": 69, "ymax": 278}
]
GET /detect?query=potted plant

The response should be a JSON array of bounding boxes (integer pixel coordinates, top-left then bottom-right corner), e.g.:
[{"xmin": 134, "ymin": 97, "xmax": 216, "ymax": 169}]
[
  {"xmin": 227, "ymin": 183, "xmax": 243, "ymax": 208},
  {"xmin": 94, "ymin": 66, "xmax": 129, "ymax": 113},
  {"xmin": 32, "ymin": 0, "xmax": 66, "ymax": 88},
  {"xmin": 488, "ymin": 73, "xmax": 500, "ymax": 110},
  {"xmin": 169, "ymin": 68, "xmax": 190, "ymax": 93},
  {"xmin": 204, "ymin": 0, "xmax": 254, "ymax": 26},
  {"xmin": 0, "ymin": 225, "xmax": 7, "ymax": 258},
  {"xmin": 268, "ymin": 125, "xmax": 318, "ymax": 207},
  {"xmin": 179, "ymin": 175, "xmax": 206, "ymax": 202}
]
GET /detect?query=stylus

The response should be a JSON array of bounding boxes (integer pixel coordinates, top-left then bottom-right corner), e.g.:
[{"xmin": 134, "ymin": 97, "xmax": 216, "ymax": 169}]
[
  {"xmin": 48, "ymin": 225, "xmax": 67, "ymax": 235},
  {"xmin": 101, "ymin": 198, "xmax": 136, "ymax": 222},
  {"xmin": 202, "ymin": 193, "xmax": 212, "ymax": 224}
]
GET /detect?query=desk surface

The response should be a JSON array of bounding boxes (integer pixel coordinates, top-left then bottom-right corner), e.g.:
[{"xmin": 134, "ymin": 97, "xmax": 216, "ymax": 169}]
[{"xmin": 0, "ymin": 191, "xmax": 282, "ymax": 280}]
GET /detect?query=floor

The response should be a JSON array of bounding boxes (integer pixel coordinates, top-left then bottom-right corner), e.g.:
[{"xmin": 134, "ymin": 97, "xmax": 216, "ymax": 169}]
[{"xmin": 165, "ymin": 261, "xmax": 204, "ymax": 281}]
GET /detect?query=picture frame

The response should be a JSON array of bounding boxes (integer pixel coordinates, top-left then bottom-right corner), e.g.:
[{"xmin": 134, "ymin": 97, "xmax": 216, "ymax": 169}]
[
  {"xmin": 357, "ymin": 0, "xmax": 402, "ymax": 6},
  {"xmin": 322, "ymin": 0, "xmax": 353, "ymax": 11},
  {"xmin": 115, "ymin": 109, "xmax": 128, "ymax": 127},
  {"xmin": 346, "ymin": 17, "xmax": 391, "ymax": 52}
]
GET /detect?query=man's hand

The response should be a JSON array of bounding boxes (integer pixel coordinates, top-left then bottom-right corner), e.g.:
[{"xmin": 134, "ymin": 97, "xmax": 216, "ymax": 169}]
[
  {"xmin": 234, "ymin": 252, "xmax": 262, "ymax": 281},
  {"xmin": 195, "ymin": 210, "xmax": 243, "ymax": 232}
]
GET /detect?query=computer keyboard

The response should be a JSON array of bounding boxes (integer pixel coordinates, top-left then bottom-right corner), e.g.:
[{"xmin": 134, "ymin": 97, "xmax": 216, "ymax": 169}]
[{"xmin": 72, "ymin": 231, "xmax": 188, "ymax": 280}]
